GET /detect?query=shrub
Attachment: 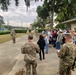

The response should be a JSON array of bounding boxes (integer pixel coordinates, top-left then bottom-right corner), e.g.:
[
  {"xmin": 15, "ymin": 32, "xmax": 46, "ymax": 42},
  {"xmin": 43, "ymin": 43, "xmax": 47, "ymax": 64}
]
[
  {"xmin": 37, "ymin": 29, "xmax": 44, "ymax": 33},
  {"xmin": 14, "ymin": 30, "xmax": 27, "ymax": 33},
  {"xmin": 28, "ymin": 29, "xmax": 31, "ymax": 32},
  {"xmin": 0, "ymin": 31, "xmax": 10, "ymax": 35},
  {"xmin": 0, "ymin": 29, "xmax": 27, "ymax": 35}
]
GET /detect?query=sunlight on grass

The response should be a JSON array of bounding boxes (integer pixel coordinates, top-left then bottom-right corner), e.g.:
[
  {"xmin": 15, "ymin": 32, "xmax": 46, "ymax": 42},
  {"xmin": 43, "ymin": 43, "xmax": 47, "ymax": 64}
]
[{"xmin": 0, "ymin": 33, "xmax": 26, "ymax": 44}]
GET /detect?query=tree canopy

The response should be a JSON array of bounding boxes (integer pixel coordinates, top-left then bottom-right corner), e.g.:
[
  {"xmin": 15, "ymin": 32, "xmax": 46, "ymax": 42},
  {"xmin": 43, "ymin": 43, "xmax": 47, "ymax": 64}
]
[
  {"xmin": 36, "ymin": 5, "xmax": 49, "ymax": 20},
  {"xmin": 0, "ymin": 0, "xmax": 42, "ymax": 11},
  {"xmin": 31, "ymin": 17, "xmax": 44, "ymax": 28},
  {"xmin": 36, "ymin": 0, "xmax": 76, "ymax": 29},
  {"xmin": 55, "ymin": 0, "xmax": 76, "ymax": 22},
  {"xmin": 43, "ymin": 0, "xmax": 76, "ymax": 22},
  {"xmin": 36, "ymin": 0, "xmax": 66, "ymax": 28}
]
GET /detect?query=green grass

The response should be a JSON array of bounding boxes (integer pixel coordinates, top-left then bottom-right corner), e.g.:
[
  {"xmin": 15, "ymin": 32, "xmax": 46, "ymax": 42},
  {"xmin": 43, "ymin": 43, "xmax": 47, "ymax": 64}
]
[{"xmin": 0, "ymin": 33, "xmax": 26, "ymax": 44}]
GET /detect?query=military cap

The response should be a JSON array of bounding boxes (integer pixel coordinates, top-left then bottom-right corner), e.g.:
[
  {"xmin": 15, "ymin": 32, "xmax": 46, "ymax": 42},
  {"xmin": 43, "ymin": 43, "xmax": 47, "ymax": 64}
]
[
  {"xmin": 28, "ymin": 34, "xmax": 33, "ymax": 39},
  {"xmin": 63, "ymin": 33, "xmax": 72, "ymax": 38},
  {"xmin": 63, "ymin": 32, "xmax": 71, "ymax": 35}
]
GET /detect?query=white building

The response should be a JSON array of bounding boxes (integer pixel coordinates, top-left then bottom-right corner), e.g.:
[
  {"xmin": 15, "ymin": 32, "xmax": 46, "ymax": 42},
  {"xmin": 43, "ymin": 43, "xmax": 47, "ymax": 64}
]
[{"xmin": 62, "ymin": 18, "xmax": 76, "ymax": 30}]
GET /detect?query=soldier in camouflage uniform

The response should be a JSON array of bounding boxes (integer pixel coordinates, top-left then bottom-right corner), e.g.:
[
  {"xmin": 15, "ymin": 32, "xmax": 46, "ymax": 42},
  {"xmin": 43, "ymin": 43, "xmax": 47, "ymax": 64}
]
[
  {"xmin": 70, "ymin": 29, "xmax": 76, "ymax": 70},
  {"xmin": 57, "ymin": 33, "xmax": 76, "ymax": 75},
  {"xmin": 21, "ymin": 35, "xmax": 40, "ymax": 75},
  {"xmin": 10, "ymin": 29, "xmax": 16, "ymax": 43}
]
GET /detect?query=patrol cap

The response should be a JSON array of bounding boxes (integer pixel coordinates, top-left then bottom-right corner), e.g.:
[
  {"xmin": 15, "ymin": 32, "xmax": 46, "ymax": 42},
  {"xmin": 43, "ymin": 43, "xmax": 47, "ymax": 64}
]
[
  {"xmin": 28, "ymin": 34, "xmax": 33, "ymax": 39},
  {"xmin": 63, "ymin": 33, "xmax": 72, "ymax": 38},
  {"xmin": 63, "ymin": 32, "xmax": 71, "ymax": 35}
]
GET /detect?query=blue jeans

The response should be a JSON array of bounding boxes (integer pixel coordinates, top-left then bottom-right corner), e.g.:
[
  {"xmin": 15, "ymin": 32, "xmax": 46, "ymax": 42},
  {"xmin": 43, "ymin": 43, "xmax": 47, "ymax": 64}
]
[
  {"xmin": 56, "ymin": 42, "xmax": 61, "ymax": 50},
  {"xmin": 45, "ymin": 43, "xmax": 49, "ymax": 53}
]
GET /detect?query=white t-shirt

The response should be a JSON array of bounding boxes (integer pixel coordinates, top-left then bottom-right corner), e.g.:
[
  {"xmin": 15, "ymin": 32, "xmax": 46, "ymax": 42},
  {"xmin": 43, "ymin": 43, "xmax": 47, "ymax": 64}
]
[{"xmin": 45, "ymin": 36, "xmax": 49, "ymax": 44}]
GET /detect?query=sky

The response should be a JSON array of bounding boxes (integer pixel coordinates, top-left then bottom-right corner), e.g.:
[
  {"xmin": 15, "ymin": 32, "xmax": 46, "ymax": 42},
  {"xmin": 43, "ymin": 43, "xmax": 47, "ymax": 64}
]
[{"xmin": 0, "ymin": 0, "xmax": 43, "ymax": 27}]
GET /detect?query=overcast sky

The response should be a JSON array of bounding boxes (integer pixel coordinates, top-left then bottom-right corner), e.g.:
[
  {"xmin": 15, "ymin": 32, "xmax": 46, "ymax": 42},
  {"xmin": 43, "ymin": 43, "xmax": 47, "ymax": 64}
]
[{"xmin": 0, "ymin": 0, "xmax": 43, "ymax": 27}]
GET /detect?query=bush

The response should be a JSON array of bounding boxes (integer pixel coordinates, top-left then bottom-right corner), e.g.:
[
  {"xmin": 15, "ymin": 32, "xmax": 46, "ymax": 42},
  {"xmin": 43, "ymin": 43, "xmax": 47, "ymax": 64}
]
[
  {"xmin": 14, "ymin": 30, "xmax": 27, "ymax": 33},
  {"xmin": 37, "ymin": 29, "xmax": 44, "ymax": 33},
  {"xmin": 28, "ymin": 29, "xmax": 32, "ymax": 32},
  {"xmin": 0, "ymin": 29, "xmax": 27, "ymax": 35},
  {"xmin": 0, "ymin": 31, "xmax": 10, "ymax": 35}
]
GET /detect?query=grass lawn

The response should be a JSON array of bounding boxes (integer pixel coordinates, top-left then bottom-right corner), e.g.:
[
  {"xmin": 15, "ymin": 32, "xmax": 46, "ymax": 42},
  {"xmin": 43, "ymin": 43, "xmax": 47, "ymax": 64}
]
[{"xmin": 0, "ymin": 33, "xmax": 26, "ymax": 44}]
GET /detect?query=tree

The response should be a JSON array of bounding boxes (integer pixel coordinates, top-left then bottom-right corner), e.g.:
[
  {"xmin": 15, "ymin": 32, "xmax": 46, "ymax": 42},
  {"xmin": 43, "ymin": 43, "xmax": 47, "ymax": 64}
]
[
  {"xmin": 31, "ymin": 17, "xmax": 44, "ymax": 28},
  {"xmin": 31, "ymin": 21, "xmax": 41, "ymax": 28},
  {"xmin": 43, "ymin": 0, "xmax": 63, "ymax": 28},
  {"xmin": 0, "ymin": 0, "xmax": 42, "ymax": 11},
  {"xmin": 42, "ymin": 0, "xmax": 76, "ymax": 29},
  {"xmin": 55, "ymin": 12, "xmax": 66, "ymax": 22},
  {"xmin": 0, "ymin": 16, "xmax": 5, "ymax": 30},
  {"xmin": 36, "ymin": 5, "xmax": 49, "ymax": 27},
  {"xmin": 36, "ymin": 6, "xmax": 49, "ymax": 20},
  {"xmin": 55, "ymin": 0, "xmax": 76, "ymax": 22}
]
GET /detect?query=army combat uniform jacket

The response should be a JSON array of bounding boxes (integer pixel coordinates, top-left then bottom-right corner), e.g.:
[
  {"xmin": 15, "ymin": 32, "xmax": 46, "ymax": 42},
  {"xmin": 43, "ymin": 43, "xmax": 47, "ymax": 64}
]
[
  {"xmin": 21, "ymin": 41, "xmax": 40, "ymax": 62},
  {"xmin": 58, "ymin": 42, "xmax": 76, "ymax": 67}
]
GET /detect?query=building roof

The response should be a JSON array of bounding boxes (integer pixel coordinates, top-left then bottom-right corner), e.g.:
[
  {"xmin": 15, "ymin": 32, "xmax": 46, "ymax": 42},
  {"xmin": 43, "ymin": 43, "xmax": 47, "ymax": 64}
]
[{"xmin": 62, "ymin": 18, "xmax": 76, "ymax": 24}]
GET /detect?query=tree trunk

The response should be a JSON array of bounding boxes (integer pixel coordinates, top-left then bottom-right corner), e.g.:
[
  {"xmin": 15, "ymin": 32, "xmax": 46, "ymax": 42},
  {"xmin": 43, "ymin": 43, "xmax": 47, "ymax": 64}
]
[{"xmin": 42, "ymin": 19, "xmax": 45, "ymax": 28}]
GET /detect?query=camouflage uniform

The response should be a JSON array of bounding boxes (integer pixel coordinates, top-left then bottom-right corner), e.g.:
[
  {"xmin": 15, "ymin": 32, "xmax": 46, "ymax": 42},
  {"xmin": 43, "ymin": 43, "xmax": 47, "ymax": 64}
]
[
  {"xmin": 21, "ymin": 41, "xmax": 40, "ymax": 75},
  {"xmin": 10, "ymin": 30, "xmax": 16, "ymax": 43},
  {"xmin": 58, "ymin": 42, "xmax": 76, "ymax": 75}
]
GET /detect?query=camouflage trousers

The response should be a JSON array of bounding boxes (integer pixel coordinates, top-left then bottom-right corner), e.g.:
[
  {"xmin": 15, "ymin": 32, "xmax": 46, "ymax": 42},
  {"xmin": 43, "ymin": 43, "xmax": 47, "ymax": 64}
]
[
  {"xmin": 59, "ymin": 63, "xmax": 71, "ymax": 75},
  {"xmin": 12, "ymin": 37, "xmax": 16, "ymax": 43},
  {"xmin": 25, "ymin": 61, "xmax": 37, "ymax": 75}
]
